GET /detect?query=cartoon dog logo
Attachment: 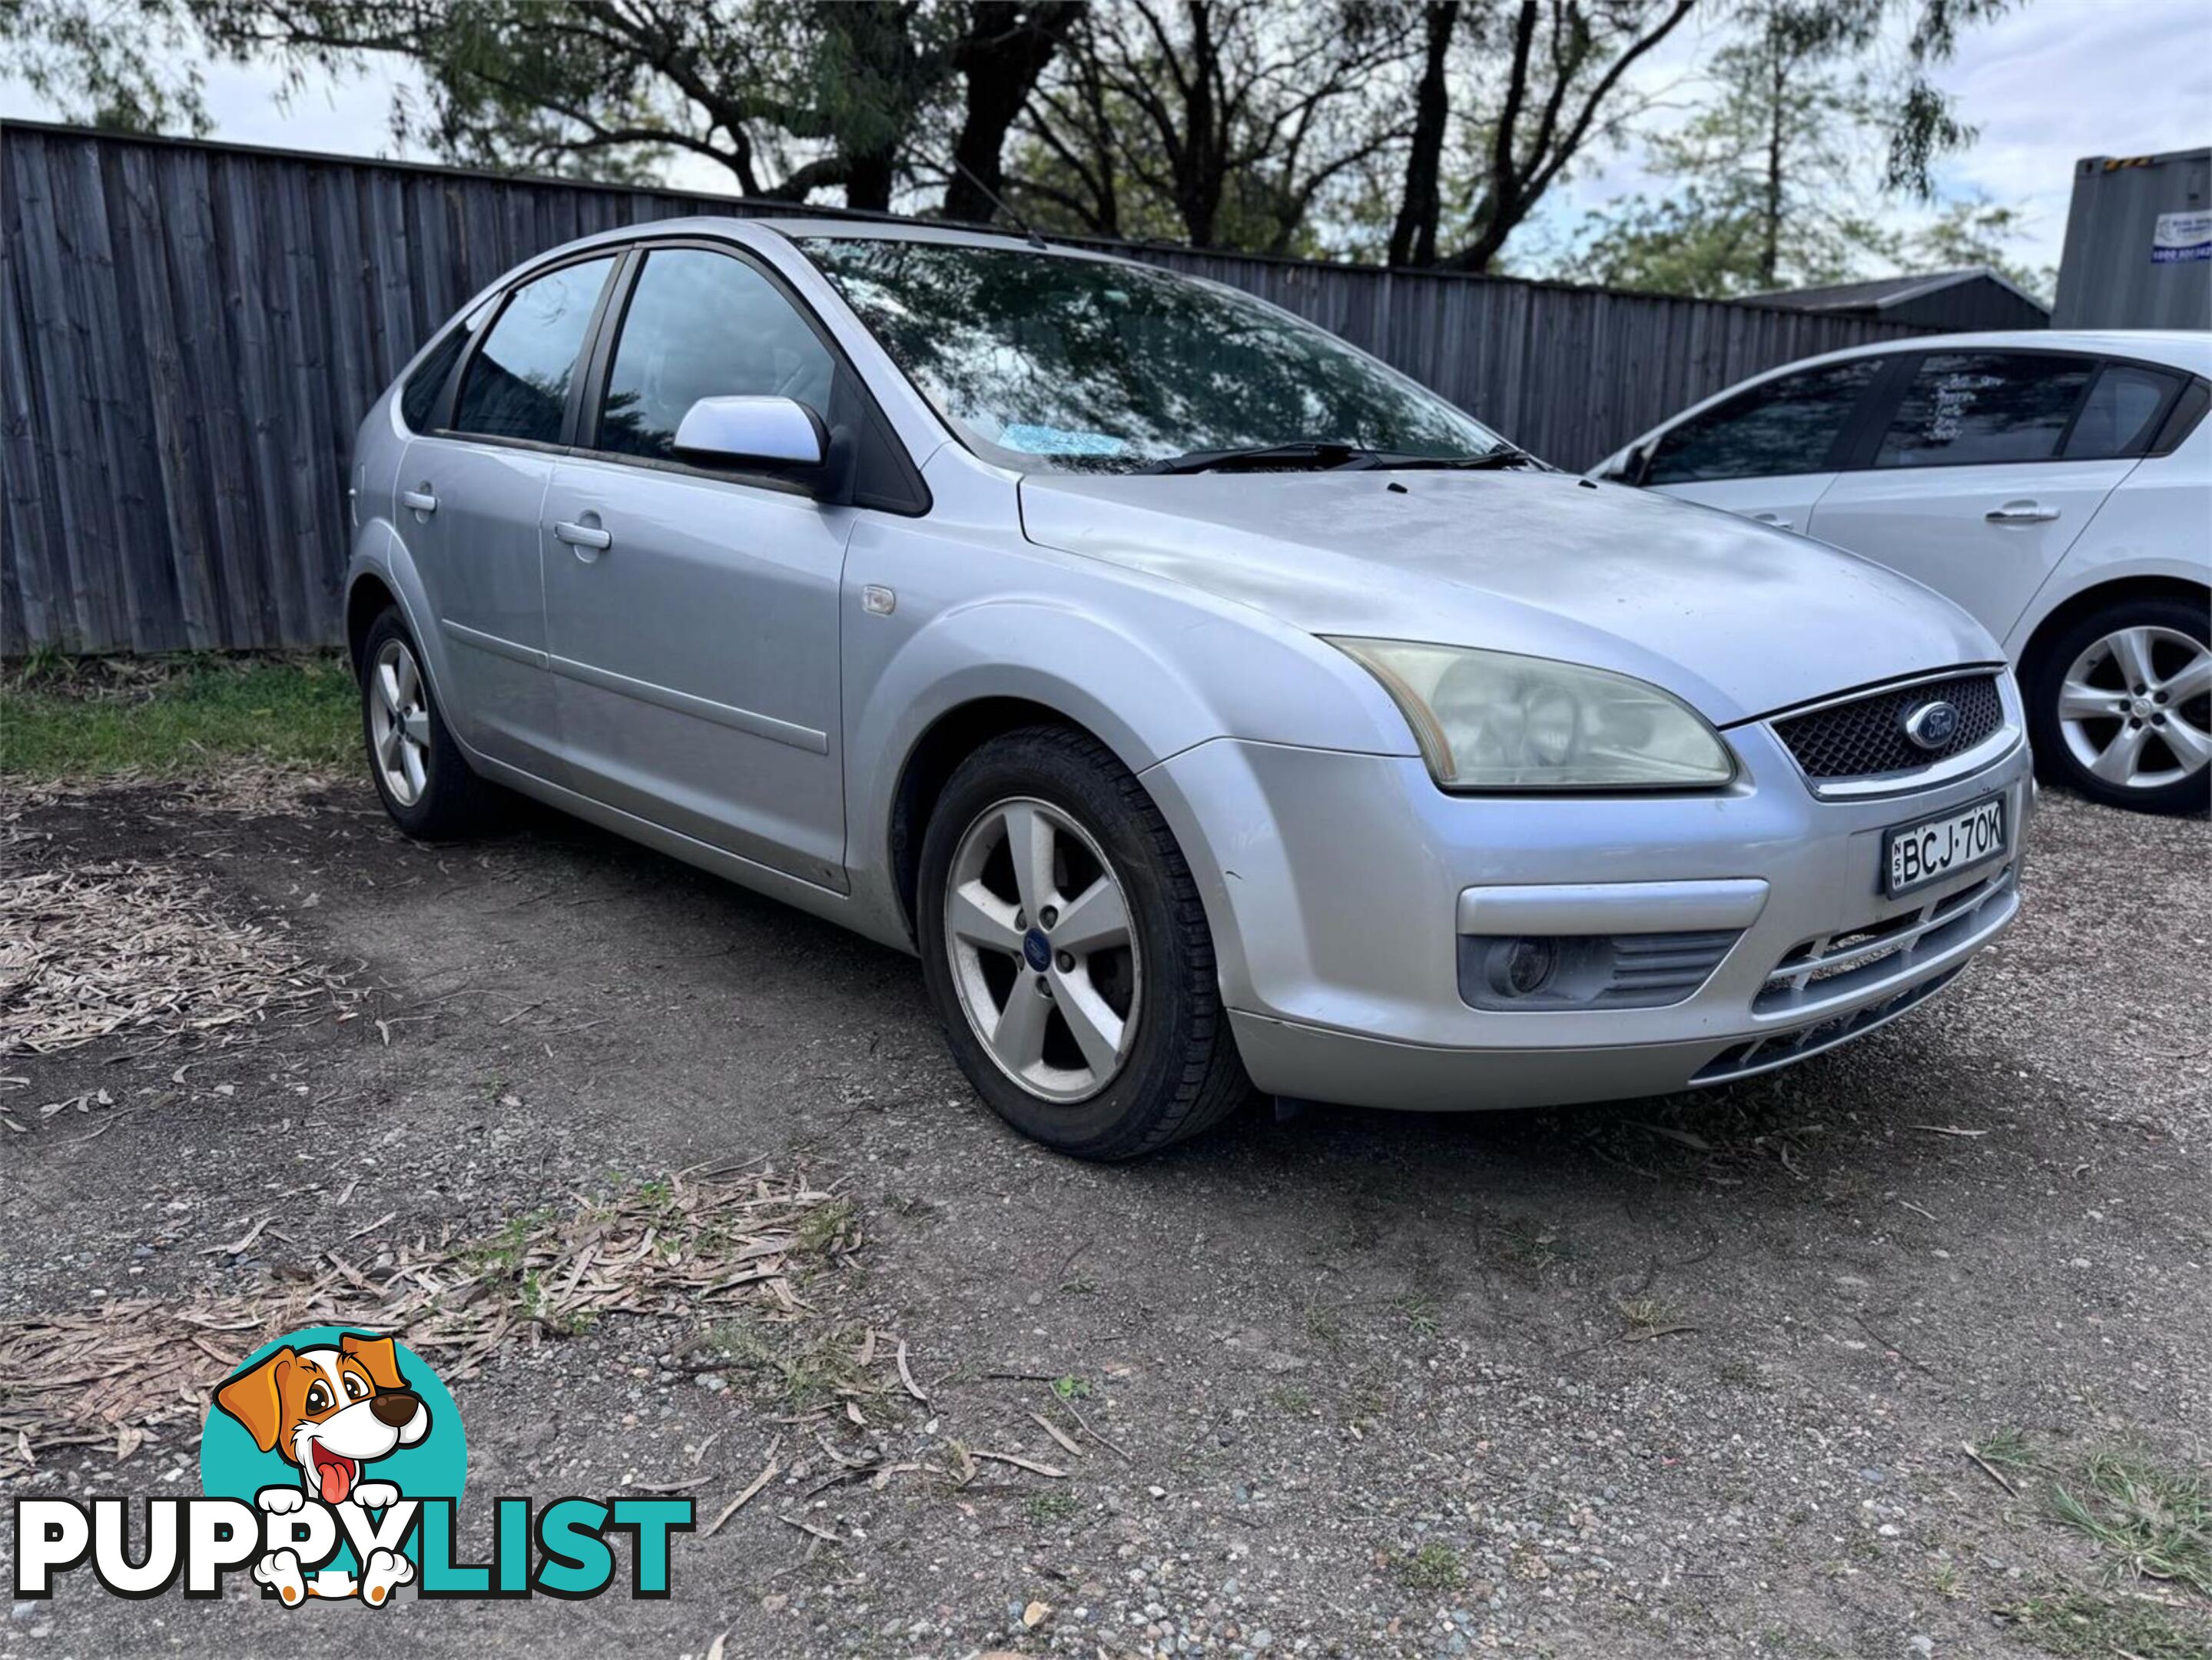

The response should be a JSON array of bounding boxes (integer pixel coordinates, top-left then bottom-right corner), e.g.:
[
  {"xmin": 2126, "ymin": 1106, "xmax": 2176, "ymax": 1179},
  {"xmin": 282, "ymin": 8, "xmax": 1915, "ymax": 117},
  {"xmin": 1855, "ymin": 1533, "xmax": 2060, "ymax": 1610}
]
[{"xmin": 214, "ymin": 1332, "xmax": 428, "ymax": 1605}]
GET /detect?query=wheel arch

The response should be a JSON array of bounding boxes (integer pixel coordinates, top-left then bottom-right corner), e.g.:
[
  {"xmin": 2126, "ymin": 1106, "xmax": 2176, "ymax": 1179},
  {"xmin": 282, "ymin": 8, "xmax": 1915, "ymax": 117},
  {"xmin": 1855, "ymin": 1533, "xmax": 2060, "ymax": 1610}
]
[
  {"xmin": 345, "ymin": 572, "xmax": 400, "ymax": 673},
  {"xmin": 2016, "ymin": 573, "xmax": 2212, "ymax": 687},
  {"xmin": 886, "ymin": 696, "xmax": 1135, "ymax": 944}
]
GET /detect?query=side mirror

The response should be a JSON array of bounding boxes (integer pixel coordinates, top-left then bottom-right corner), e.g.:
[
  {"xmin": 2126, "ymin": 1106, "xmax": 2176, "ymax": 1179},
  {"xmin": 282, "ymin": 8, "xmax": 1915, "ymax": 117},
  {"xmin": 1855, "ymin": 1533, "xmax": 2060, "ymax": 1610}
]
[{"xmin": 672, "ymin": 395, "xmax": 828, "ymax": 473}]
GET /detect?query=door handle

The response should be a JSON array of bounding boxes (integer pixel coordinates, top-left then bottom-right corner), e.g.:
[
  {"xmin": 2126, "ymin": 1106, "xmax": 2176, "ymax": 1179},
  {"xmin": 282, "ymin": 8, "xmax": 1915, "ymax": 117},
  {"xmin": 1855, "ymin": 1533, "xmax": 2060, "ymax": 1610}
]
[
  {"xmin": 554, "ymin": 520, "xmax": 613, "ymax": 552},
  {"xmin": 400, "ymin": 488, "xmax": 437, "ymax": 515},
  {"xmin": 1749, "ymin": 511, "xmax": 1793, "ymax": 530},
  {"xmin": 1986, "ymin": 502, "xmax": 2058, "ymax": 524}
]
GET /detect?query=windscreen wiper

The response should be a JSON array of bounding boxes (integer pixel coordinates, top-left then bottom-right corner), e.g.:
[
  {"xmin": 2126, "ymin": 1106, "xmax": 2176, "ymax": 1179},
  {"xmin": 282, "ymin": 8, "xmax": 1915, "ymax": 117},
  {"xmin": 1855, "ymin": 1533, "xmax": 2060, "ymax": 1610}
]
[
  {"xmin": 1137, "ymin": 441, "xmax": 1544, "ymax": 476},
  {"xmin": 1373, "ymin": 446, "xmax": 1547, "ymax": 472},
  {"xmin": 1136, "ymin": 440, "xmax": 1381, "ymax": 475}
]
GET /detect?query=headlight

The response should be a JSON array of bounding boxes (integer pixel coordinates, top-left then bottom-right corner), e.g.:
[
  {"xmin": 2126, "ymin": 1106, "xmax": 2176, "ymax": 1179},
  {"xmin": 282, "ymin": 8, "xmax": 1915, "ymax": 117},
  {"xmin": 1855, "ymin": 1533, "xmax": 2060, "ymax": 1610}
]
[{"xmin": 1328, "ymin": 639, "xmax": 1736, "ymax": 791}]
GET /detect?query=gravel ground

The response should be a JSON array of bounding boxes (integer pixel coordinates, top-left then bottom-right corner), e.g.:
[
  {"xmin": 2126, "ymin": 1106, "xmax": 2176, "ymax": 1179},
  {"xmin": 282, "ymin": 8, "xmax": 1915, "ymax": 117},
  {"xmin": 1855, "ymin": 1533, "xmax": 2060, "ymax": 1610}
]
[{"xmin": 2, "ymin": 777, "xmax": 2207, "ymax": 1660}]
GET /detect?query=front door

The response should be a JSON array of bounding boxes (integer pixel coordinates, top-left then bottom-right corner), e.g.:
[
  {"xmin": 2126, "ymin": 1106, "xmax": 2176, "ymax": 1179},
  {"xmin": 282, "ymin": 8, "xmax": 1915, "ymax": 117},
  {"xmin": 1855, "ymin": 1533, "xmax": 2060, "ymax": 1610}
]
[{"xmin": 541, "ymin": 246, "xmax": 851, "ymax": 888}]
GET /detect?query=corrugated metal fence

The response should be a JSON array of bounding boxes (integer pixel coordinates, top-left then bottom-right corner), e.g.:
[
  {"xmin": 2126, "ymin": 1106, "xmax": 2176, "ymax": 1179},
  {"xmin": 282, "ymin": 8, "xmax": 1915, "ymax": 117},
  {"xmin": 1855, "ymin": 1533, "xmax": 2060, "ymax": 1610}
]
[{"xmin": 2, "ymin": 121, "xmax": 1921, "ymax": 654}]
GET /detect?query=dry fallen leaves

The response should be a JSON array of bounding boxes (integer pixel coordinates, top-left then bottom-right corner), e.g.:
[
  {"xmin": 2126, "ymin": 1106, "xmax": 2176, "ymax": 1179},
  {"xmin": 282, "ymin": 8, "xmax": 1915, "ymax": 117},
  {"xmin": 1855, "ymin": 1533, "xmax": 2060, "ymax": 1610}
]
[
  {"xmin": 0, "ymin": 1165, "xmax": 846, "ymax": 1477},
  {"xmin": 0, "ymin": 838, "xmax": 358, "ymax": 1058}
]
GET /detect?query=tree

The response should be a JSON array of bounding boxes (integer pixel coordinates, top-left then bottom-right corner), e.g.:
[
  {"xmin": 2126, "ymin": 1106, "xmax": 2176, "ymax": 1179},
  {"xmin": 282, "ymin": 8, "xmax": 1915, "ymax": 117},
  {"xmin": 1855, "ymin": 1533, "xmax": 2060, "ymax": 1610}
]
[
  {"xmin": 1547, "ymin": 0, "xmax": 2021, "ymax": 297},
  {"xmin": 942, "ymin": 2, "xmax": 1083, "ymax": 221},
  {"xmin": 1428, "ymin": 0, "xmax": 1700, "ymax": 273},
  {"xmin": 1009, "ymin": 0, "xmax": 1413, "ymax": 254},
  {"xmin": 0, "ymin": 0, "xmax": 211, "ymax": 132},
  {"xmin": 2, "ymin": 0, "xmax": 1081, "ymax": 216}
]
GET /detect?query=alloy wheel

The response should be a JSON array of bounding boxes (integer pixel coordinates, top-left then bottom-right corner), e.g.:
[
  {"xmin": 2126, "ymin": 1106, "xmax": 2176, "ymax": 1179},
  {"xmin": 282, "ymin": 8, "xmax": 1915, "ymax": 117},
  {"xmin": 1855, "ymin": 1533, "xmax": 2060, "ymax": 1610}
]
[
  {"xmin": 2055, "ymin": 626, "xmax": 2212, "ymax": 792},
  {"xmin": 367, "ymin": 637, "xmax": 432, "ymax": 806},
  {"xmin": 942, "ymin": 797, "xmax": 1141, "ymax": 1104}
]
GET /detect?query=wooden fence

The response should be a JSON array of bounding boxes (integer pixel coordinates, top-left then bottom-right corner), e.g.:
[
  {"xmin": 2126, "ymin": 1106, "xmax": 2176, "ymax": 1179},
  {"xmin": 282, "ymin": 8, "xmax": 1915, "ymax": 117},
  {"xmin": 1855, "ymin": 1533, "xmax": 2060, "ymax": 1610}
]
[{"xmin": 1, "ymin": 121, "xmax": 1920, "ymax": 654}]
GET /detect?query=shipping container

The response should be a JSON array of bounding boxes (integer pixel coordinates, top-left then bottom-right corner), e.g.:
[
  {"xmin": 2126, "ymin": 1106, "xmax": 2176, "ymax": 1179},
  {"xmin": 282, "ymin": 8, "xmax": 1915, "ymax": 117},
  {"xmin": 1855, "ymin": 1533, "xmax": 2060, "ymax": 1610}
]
[{"xmin": 2052, "ymin": 148, "xmax": 2212, "ymax": 329}]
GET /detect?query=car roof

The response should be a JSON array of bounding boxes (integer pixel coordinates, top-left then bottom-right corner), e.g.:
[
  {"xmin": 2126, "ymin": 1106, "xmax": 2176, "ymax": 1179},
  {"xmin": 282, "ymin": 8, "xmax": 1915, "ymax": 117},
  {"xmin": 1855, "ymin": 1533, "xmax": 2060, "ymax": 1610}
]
[
  {"xmin": 565, "ymin": 212, "xmax": 1143, "ymax": 264},
  {"xmin": 1803, "ymin": 328, "xmax": 2212, "ymax": 374}
]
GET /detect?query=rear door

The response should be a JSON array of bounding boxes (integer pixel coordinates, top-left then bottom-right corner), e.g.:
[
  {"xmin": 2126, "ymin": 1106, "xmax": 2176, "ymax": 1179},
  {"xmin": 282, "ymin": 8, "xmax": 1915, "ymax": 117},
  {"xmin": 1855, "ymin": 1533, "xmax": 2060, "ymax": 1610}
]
[
  {"xmin": 1640, "ymin": 355, "xmax": 1892, "ymax": 534},
  {"xmin": 539, "ymin": 243, "xmax": 855, "ymax": 888},
  {"xmin": 1805, "ymin": 350, "xmax": 2179, "ymax": 639},
  {"xmin": 397, "ymin": 254, "xmax": 618, "ymax": 778}
]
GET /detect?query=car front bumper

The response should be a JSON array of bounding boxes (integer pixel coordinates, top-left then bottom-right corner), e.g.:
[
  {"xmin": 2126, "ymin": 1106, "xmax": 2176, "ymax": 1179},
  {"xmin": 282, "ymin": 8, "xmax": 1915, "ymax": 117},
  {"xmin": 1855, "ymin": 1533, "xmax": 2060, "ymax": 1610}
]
[{"xmin": 1141, "ymin": 717, "xmax": 2031, "ymax": 1111}]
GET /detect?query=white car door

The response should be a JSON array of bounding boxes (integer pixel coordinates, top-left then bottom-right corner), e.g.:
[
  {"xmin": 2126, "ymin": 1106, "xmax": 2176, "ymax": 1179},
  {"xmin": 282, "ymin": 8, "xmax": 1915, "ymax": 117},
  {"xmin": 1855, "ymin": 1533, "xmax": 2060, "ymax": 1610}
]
[
  {"xmin": 1637, "ymin": 355, "xmax": 1892, "ymax": 535},
  {"xmin": 1805, "ymin": 350, "xmax": 2157, "ymax": 641}
]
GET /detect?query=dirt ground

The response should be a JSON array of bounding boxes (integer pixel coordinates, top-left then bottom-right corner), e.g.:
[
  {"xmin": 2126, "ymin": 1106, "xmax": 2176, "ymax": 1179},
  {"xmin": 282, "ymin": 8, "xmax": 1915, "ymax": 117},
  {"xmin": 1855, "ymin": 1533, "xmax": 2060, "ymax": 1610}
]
[{"xmin": 2, "ymin": 772, "xmax": 2207, "ymax": 1660}]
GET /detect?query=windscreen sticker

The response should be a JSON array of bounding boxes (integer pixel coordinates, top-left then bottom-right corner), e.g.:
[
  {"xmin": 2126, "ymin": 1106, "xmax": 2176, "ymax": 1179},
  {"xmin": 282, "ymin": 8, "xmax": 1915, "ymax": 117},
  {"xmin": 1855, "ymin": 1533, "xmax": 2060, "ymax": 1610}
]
[{"xmin": 995, "ymin": 424, "xmax": 1128, "ymax": 456}]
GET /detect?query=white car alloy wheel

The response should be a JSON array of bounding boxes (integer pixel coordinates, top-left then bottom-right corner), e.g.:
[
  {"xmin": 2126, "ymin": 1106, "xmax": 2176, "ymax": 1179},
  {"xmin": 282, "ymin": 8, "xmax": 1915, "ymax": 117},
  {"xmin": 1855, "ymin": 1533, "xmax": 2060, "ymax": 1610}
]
[
  {"xmin": 367, "ymin": 636, "xmax": 433, "ymax": 807},
  {"xmin": 942, "ymin": 796, "xmax": 1141, "ymax": 1104},
  {"xmin": 2055, "ymin": 625, "xmax": 2212, "ymax": 792}
]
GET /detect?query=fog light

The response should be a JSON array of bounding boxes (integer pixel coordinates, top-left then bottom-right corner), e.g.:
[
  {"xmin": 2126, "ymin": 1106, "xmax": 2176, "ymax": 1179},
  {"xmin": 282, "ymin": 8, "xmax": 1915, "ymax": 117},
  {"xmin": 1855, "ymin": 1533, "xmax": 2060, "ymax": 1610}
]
[{"xmin": 1484, "ymin": 937, "xmax": 1559, "ymax": 1000}]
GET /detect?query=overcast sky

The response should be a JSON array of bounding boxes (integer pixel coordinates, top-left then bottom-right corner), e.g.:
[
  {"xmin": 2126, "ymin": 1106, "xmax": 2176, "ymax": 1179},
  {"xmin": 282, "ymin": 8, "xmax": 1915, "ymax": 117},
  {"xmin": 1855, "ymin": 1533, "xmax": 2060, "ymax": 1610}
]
[{"xmin": 3, "ymin": 0, "xmax": 2207, "ymax": 277}]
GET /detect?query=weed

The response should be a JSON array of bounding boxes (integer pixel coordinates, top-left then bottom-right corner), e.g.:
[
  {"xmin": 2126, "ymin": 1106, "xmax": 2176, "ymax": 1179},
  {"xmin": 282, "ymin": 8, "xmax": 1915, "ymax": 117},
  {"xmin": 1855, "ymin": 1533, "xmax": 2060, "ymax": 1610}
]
[
  {"xmin": 1616, "ymin": 1297, "xmax": 1682, "ymax": 1336},
  {"xmin": 1493, "ymin": 1220, "xmax": 1567, "ymax": 1271},
  {"xmin": 1928, "ymin": 1561, "xmax": 1963, "ymax": 1599},
  {"xmin": 1050, "ymin": 1375, "xmax": 1093, "ymax": 1401},
  {"xmin": 794, "ymin": 1198, "xmax": 855, "ymax": 1258},
  {"xmin": 1394, "ymin": 1293, "xmax": 1439, "ymax": 1339},
  {"xmin": 462, "ymin": 1207, "xmax": 557, "ymax": 1273},
  {"xmin": 1305, "ymin": 1308, "xmax": 1342, "ymax": 1346},
  {"xmin": 1975, "ymin": 1426, "xmax": 2038, "ymax": 1471},
  {"xmin": 1269, "ymin": 1385, "xmax": 1314, "ymax": 1415},
  {"xmin": 1391, "ymin": 1542, "xmax": 1465, "ymax": 1592},
  {"xmin": 707, "ymin": 1319, "xmax": 864, "ymax": 1411},
  {"xmin": 2046, "ymin": 1447, "xmax": 2210, "ymax": 1595},
  {"xmin": 1999, "ymin": 1589, "xmax": 2210, "ymax": 1659},
  {"xmin": 1025, "ymin": 1490, "xmax": 1080, "ymax": 1524}
]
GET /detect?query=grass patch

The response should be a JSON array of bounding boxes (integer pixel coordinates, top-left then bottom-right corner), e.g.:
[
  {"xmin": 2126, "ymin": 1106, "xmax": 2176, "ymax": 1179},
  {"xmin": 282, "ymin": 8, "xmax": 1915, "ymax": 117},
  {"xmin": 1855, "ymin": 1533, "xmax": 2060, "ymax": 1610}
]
[
  {"xmin": 0, "ymin": 652, "xmax": 356, "ymax": 779},
  {"xmin": 1999, "ymin": 1589, "xmax": 2210, "ymax": 1660},
  {"xmin": 1492, "ymin": 1219, "xmax": 1569, "ymax": 1272},
  {"xmin": 1391, "ymin": 1542, "xmax": 1465, "ymax": 1592},
  {"xmin": 707, "ymin": 1319, "xmax": 867, "ymax": 1412},
  {"xmin": 2047, "ymin": 1448, "xmax": 2210, "ymax": 1595},
  {"xmin": 1025, "ymin": 1490, "xmax": 1081, "ymax": 1524}
]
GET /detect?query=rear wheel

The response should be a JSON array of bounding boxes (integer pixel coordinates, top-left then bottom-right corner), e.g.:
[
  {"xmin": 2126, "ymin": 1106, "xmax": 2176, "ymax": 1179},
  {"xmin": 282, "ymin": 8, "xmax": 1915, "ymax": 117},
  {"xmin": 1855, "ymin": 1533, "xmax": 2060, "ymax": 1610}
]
[
  {"xmin": 359, "ymin": 608, "xmax": 500, "ymax": 840},
  {"xmin": 2029, "ymin": 594, "xmax": 2211, "ymax": 814},
  {"xmin": 917, "ymin": 726, "xmax": 1252, "ymax": 1159}
]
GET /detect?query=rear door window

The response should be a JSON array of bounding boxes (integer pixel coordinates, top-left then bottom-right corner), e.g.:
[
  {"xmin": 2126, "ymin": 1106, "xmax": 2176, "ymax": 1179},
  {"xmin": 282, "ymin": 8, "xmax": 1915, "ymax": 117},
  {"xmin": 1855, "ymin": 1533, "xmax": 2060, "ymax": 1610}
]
[
  {"xmin": 1872, "ymin": 351, "xmax": 2096, "ymax": 468},
  {"xmin": 1644, "ymin": 358, "xmax": 1885, "ymax": 484},
  {"xmin": 592, "ymin": 248, "xmax": 837, "ymax": 460},
  {"xmin": 452, "ymin": 257, "xmax": 615, "ymax": 444}
]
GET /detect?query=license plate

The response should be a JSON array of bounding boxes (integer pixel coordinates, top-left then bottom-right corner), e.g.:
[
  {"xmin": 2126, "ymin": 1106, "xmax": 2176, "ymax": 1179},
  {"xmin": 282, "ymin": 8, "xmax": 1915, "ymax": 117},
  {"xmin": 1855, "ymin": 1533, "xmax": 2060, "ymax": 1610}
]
[{"xmin": 1884, "ymin": 795, "xmax": 2005, "ymax": 898}]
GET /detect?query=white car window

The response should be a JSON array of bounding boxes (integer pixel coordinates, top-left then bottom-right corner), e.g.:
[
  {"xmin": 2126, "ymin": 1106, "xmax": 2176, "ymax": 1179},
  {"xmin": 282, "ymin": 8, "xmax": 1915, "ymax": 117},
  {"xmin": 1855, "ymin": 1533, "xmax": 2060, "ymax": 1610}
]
[{"xmin": 1643, "ymin": 359, "xmax": 1883, "ymax": 485}]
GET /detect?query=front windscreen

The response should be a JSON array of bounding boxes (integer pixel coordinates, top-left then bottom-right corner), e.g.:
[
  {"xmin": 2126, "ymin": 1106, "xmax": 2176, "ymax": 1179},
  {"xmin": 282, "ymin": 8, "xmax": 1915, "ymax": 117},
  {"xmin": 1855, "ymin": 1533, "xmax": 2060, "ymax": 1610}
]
[{"xmin": 798, "ymin": 237, "xmax": 1508, "ymax": 473}]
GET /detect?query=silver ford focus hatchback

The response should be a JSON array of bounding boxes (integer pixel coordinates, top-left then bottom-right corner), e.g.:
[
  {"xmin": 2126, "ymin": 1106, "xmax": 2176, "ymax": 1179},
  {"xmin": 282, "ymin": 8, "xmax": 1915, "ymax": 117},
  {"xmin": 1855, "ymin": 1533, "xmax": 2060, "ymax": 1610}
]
[{"xmin": 345, "ymin": 219, "xmax": 2031, "ymax": 1159}]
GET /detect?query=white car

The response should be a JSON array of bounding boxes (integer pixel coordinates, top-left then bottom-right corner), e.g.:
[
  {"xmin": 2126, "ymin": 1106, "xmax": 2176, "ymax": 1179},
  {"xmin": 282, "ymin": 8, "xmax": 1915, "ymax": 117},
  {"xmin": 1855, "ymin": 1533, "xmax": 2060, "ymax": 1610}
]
[{"xmin": 1594, "ymin": 331, "xmax": 2210, "ymax": 812}]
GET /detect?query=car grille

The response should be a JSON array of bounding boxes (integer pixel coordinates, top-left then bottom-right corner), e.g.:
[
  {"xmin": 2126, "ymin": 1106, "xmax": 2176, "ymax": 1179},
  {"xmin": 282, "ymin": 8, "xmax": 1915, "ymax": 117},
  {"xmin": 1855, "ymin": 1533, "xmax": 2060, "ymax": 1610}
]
[
  {"xmin": 1773, "ymin": 672, "xmax": 2005, "ymax": 779},
  {"xmin": 1753, "ymin": 864, "xmax": 2015, "ymax": 1015}
]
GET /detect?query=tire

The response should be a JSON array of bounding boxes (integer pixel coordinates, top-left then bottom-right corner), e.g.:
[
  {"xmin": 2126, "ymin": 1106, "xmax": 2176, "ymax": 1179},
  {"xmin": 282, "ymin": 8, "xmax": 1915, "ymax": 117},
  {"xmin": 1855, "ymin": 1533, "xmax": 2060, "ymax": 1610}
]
[
  {"xmin": 358, "ymin": 607, "xmax": 501, "ymax": 840},
  {"xmin": 2028, "ymin": 593, "xmax": 2211, "ymax": 815},
  {"xmin": 916, "ymin": 725, "xmax": 1253, "ymax": 1159}
]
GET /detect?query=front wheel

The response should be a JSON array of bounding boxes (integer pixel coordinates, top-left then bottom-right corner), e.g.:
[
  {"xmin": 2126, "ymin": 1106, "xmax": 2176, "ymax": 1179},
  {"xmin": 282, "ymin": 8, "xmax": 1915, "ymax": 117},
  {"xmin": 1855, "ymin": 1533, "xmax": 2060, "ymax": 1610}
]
[
  {"xmin": 916, "ymin": 726, "xmax": 1252, "ymax": 1159},
  {"xmin": 359, "ymin": 608, "xmax": 500, "ymax": 840},
  {"xmin": 2028, "ymin": 595, "xmax": 2210, "ymax": 814}
]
